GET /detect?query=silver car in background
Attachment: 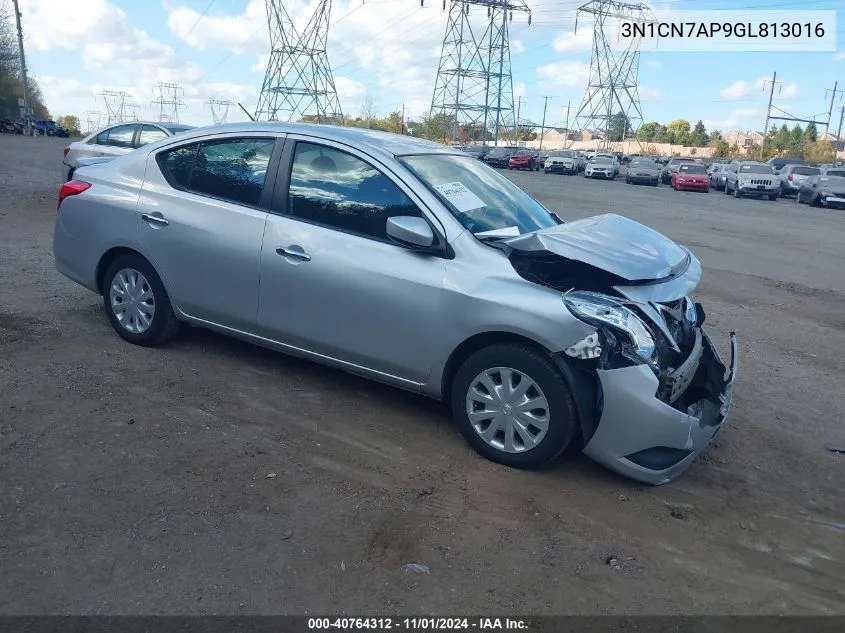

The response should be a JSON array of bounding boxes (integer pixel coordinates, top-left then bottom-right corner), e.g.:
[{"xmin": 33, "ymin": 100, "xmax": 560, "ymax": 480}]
[
  {"xmin": 584, "ymin": 155, "xmax": 619, "ymax": 179},
  {"xmin": 777, "ymin": 164, "xmax": 820, "ymax": 198},
  {"xmin": 724, "ymin": 160, "xmax": 778, "ymax": 200},
  {"xmin": 62, "ymin": 121, "xmax": 194, "ymax": 181},
  {"xmin": 53, "ymin": 123, "xmax": 737, "ymax": 485},
  {"xmin": 544, "ymin": 149, "xmax": 581, "ymax": 174},
  {"xmin": 708, "ymin": 163, "xmax": 728, "ymax": 190},
  {"xmin": 796, "ymin": 166, "xmax": 845, "ymax": 207}
]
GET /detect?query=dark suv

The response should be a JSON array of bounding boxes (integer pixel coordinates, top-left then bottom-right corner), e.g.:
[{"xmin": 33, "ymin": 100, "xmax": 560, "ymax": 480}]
[{"xmin": 483, "ymin": 146, "xmax": 519, "ymax": 168}]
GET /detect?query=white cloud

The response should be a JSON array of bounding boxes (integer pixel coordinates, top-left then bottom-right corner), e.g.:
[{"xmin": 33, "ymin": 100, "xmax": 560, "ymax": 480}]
[
  {"xmin": 720, "ymin": 80, "xmax": 752, "ymax": 100},
  {"xmin": 834, "ymin": 52, "xmax": 845, "ymax": 61},
  {"xmin": 165, "ymin": 0, "xmax": 268, "ymax": 54},
  {"xmin": 646, "ymin": 60, "xmax": 662, "ymax": 70},
  {"xmin": 720, "ymin": 77, "xmax": 797, "ymax": 100},
  {"xmin": 704, "ymin": 108, "xmax": 762, "ymax": 130},
  {"xmin": 639, "ymin": 86, "xmax": 663, "ymax": 101},
  {"xmin": 535, "ymin": 60, "xmax": 591, "ymax": 88},
  {"xmin": 511, "ymin": 40, "xmax": 525, "ymax": 55},
  {"xmin": 551, "ymin": 31, "xmax": 593, "ymax": 54}
]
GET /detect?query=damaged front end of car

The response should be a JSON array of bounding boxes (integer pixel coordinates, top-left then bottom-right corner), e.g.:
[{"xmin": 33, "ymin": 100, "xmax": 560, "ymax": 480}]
[{"xmin": 501, "ymin": 214, "xmax": 739, "ymax": 485}]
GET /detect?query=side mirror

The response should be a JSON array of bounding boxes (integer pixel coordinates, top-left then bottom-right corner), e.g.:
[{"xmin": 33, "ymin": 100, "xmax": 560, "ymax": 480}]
[{"xmin": 386, "ymin": 216, "xmax": 435, "ymax": 249}]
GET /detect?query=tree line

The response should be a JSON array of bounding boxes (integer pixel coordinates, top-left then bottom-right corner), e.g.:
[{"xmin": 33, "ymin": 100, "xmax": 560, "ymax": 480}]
[{"xmin": 0, "ymin": 1, "xmax": 49, "ymax": 120}]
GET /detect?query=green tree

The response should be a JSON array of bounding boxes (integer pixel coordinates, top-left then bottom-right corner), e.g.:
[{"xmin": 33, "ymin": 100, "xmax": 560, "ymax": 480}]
[
  {"xmin": 382, "ymin": 110, "xmax": 405, "ymax": 135},
  {"xmin": 664, "ymin": 118, "xmax": 691, "ymax": 144},
  {"xmin": 713, "ymin": 139, "xmax": 731, "ymax": 158},
  {"xmin": 56, "ymin": 115, "xmax": 80, "ymax": 135},
  {"xmin": 607, "ymin": 111, "xmax": 629, "ymax": 142},
  {"xmin": 789, "ymin": 124, "xmax": 804, "ymax": 157},
  {"xmin": 804, "ymin": 121, "xmax": 818, "ymax": 143},
  {"xmin": 690, "ymin": 120, "xmax": 707, "ymax": 147},
  {"xmin": 774, "ymin": 124, "xmax": 791, "ymax": 152},
  {"xmin": 708, "ymin": 130, "xmax": 722, "ymax": 145},
  {"xmin": 636, "ymin": 121, "xmax": 662, "ymax": 142}
]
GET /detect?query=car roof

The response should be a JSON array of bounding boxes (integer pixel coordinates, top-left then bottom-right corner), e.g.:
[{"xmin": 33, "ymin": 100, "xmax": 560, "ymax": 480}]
[{"xmin": 165, "ymin": 121, "xmax": 459, "ymax": 158}]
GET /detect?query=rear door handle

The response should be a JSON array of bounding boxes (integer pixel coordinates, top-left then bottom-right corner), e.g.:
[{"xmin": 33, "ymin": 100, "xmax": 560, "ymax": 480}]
[
  {"xmin": 141, "ymin": 213, "xmax": 169, "ymax": 226},
  {"xmin": 276, "ymin": 246, "xmax": 311, "ymax": 262}
]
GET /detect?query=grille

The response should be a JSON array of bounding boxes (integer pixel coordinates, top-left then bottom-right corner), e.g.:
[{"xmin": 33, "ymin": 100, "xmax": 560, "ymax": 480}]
[{"xmin": 748, "ymin": 178, "xmax": 772, "ymax": 185}]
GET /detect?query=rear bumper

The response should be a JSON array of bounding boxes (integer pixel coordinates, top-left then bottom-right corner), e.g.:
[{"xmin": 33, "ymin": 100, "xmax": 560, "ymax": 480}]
[
  {"xmin": 583, "ymin": 331, "xmax": 738, "ymax": 485},
  {"xmin": 53, "ymin": 216, "xmax": 100, "ymax": 293}
]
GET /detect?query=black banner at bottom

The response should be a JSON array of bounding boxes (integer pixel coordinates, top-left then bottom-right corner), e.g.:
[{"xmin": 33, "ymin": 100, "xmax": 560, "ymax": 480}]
[{"xmin": 0, "ymin": 617, "xmax": 843, "ymax": 633}]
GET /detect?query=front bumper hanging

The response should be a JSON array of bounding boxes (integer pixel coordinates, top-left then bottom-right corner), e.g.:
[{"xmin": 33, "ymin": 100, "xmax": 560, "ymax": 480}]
[{"xmin": 582, "ymin": 330, "xmax": 739, "ymax": 486}]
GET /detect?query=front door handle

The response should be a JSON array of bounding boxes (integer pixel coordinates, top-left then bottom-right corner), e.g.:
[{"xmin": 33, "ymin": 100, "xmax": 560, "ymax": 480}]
[
  {"xmin": 276, "ymin": 246, "xmax": 311, "ymax": 262},
  {"xmin": 141, "ymin": 213, "xmax": 169, "ymax": 226}
]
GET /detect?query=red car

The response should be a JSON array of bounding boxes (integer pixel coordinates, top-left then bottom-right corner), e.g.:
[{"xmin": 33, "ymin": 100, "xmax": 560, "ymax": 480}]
[
  {"xmin": 508, "ymin": 150, "xmax": 540, "ymax": 171},
  {"xmin": 672, "ymin": 163, "xmax": 710, "ymax": 192}
]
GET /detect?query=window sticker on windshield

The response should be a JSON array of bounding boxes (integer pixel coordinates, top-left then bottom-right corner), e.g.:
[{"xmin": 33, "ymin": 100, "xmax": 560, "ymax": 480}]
[{"xmin": 433, "ymin": 181, "xmax": 486, "ymax": 214}]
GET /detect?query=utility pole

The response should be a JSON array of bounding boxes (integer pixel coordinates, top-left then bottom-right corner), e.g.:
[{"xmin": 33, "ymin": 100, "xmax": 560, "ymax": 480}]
[
  {"xmin": 539, "ymin": 96, "xmax": 550, "ymax": 150},
  {"xmin": 836, "ymin": 105, "xmax": 844, "ymax": 163},
  {"xmin": 760, "ymin": 71, "xmax": 778, "ymax": 158},
  {"xmin": 12, "ymin": 0, "xmax": 30, "ymax": 134},
  {"xmin": 564, "ymin": 101, "xmax": 571, "ymax": 145},
  {"xmin": 824, "ymin": 81, "xmax": 842, "ymax": 138},
  {"xmin": 401, "ymin": 103, "xmax": 405, "ymax": 135},
  {"xmin": 515, "ymin": 95, "xmax": 523, "ymax": 141}
]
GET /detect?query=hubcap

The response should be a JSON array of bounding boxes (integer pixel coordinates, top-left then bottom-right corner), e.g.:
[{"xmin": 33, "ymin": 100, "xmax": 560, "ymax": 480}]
[
  {"xmin": 109, "ymin": 268, "xmax": 155, "ymax": 334},
  {"xmin": 465, "ymin": 367, "xmax": 550, "ymax": 453}
]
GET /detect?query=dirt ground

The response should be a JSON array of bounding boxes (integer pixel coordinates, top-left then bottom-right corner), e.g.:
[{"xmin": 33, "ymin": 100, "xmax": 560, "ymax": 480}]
[{"xmin": 0, "ymin": 135, "xmax": 843, "ymax": 615}]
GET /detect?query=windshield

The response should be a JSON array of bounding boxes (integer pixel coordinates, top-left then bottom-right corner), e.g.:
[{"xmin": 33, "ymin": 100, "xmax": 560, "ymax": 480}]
[
  {"xmin": 592, "ymin": 157, "xmax": 612, "ymax": 164},
  {"xmin": 630, "ymin": 160, "xmax": 657, "ymax": 168},
  {"xmin": 551, "ymin": 151, "xmax": 574, "ymax": 157},
  {"xmin": 793, "ymin": 166, "xmax": 820, "ymax": 176},
  {"xmin": 487, "ymin": 148, "xmax": 510, "ymax": 157},
  {"xmin": 740, "ymin": 164, "xmax": 774, "ymax": 174},
  {"xmin": 826, "ymin": 170, "xmax": 845, "ymax": 177},
  {"xmin": 401, "ymin": 154, "xmax": 559, "ymax": 236},
  {"xmin": 678, "ymin": 164, "xmax": 707, "ymax": 174}
]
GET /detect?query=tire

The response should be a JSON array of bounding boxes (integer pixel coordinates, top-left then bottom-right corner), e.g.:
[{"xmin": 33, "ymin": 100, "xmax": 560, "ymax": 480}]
[
  {"xmin": 768, "ymin": 194, "xmax": 777, "ymax": 201},
  {"xmin": 810, "ymin": 194, "xmax": 821, "ymax": 208},
  {"xmin": 724, "ymin": 181, "xmax": 731, "ymax": 195},
  {"xmin": 450, "ymin": 343, "xmax": 578, "ymax": 469},
  {"xmin": 796, "ymin": 190, "xmax": 804, "ymax": 204},
  {"xmin": 102, "ymin": 253, "xmax": 180, "ymax": 347},
  {"xmin": 625, "ymin": 177, "xmax": 630, "ymax": 184},
  {"xmin": 734, "ymin": 184, "xmax": 741, "ymax": 198}
]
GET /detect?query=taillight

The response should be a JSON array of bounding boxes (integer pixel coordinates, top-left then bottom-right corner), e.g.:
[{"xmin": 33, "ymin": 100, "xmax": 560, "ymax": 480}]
[
  {"xmin": 58, "ymin": 180, "xmax": 91, "ymax": 210},
  {"xmin": 788, "ymin": 173, "xmax": 794, "ymax": 181},
  {"xmin": 63, "ymin": 146, "xmax": 70, "ymax": 157}
]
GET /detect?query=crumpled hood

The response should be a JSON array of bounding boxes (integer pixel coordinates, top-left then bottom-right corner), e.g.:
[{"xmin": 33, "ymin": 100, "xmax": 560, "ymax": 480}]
[{"xmin": 502, "ymin": 213, "xmax": 691, "ymax": 283}]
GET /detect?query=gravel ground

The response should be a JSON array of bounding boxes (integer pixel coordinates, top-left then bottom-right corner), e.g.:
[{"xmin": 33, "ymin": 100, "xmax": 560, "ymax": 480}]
[{"xmin": 0, "ymin": 135, "xmax": 843, "ymax": 615}]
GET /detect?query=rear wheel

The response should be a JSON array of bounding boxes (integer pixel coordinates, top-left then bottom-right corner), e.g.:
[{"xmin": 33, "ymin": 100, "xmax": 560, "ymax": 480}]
[
  {"xmin": 451, "ymin": 344, "xmax": 578, "ymax": 469},
  {"xmin": 102, "ymin": 253, "xmax": 180, "ymax": 347},
  {"xmin": 796, "ymin": 190, "xmax": 804, "ymax": 204}
]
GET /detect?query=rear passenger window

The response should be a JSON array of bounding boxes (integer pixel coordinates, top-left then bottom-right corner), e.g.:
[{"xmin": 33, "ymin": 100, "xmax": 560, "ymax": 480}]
[
  {"xmin": 160, "ymin": 144, "xmax": 197, "ymax": 189},
  {"xmin": 156, "ymin": 138, "xmax": 275, "ymax": 207},
  {"xmin": 104, "ymin": 124, "xmax": 137, "ymax": 148}
]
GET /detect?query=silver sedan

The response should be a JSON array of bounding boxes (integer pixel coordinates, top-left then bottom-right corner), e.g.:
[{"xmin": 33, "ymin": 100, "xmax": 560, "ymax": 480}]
[{"xmin": 53, "ymin": 123, "xmax": 738, "ymax": 485}]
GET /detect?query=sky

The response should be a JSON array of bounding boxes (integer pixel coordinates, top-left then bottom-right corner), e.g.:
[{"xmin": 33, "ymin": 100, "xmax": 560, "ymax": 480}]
[{"xmin": 16, "ymin": 0, "xmax": 845, "ymax": 134}]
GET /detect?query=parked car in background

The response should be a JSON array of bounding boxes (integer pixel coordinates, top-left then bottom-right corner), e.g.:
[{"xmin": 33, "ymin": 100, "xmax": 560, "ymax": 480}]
[
  {"xmin": 672, "ymin": 163, "xmax": 710, "ymax": 193},
  {"xmin": 777, "ymin": 164, "xmax": 820, "ymax": 198},
  {"xmin": 724, "ymin": 161, "xmax": 778, "ymax": 200},
  {"xmin": 63, "ymin": 121, "xmax": 195, "ymax": 181},
  {"xmin": 537, "ymin": 152, "xmax": 550, "ymax": 169},
  {"xmin": 53, "ymin": 122, "xmax": 737, "ymax": 485},
  {"xmin": 768, "ymin": 156, "xmax": 805, "ymax": 172},
  {"xmin": 483, "ymin": 146, "xmax": 519, "ymax": 168},
  {"xmin": 796, "ymin": 166, "xmax": 845, "ymax": 207},
  {"xmin": 508, "ymin": 149, "xmax": 541, "ymax": 171},
  {"xmin": 625, "ymin": 158, "xmax": 661, "ymax": 186},
  {"xmin": 544, "ymin": 149, "xmax": 581, "ymax": 174},
  {"xmin": 708, "ymin": 163, "xmax": 728, "ymax": 190},
  {"xmin": 461, "ymin": 145, "xmax": 489, "ymax": 161},
  {"xmin": 584, "ymin": 155, "xmax": 618, "ymax": 179},
  {"xmin": 661, "ymin": 158, "xmax": 697, "ymax": 184},
  {"xmin": 34, "ymin": 120, "xmax": 69, "ymax": 137}
]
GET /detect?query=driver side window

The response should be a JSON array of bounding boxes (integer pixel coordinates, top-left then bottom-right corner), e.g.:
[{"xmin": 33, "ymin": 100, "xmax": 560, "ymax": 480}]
[{"xmin": 286, "ymin": 142, "xmax": 421, "ymax": 241}]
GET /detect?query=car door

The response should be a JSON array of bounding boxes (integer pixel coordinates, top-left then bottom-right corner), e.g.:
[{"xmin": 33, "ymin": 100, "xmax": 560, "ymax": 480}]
[
  {"xmin": 257, "ymin": 138, "xmax": 447, "ymax": 384},
  {"xmin": 137, "ymin": 134, "xmax": 282, "ymax": 332},
  {"xmin": 136, "ymin": 124, "xmax": 170, "ymax": 149}
]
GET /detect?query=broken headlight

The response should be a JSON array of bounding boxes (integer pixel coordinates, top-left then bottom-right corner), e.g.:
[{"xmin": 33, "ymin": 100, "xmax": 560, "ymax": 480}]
[{"xmin": 563, "ymin": 291, "xmax": 656, "ymax": 364}]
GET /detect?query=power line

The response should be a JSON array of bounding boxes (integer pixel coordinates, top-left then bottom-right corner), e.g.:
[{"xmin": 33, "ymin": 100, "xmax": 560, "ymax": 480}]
[{"xmin": 172, "ymin": 0, "xmax": 217, "ymax": 57}]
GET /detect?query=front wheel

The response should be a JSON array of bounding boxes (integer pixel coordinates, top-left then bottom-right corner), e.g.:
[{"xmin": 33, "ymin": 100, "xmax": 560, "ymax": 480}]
[
  {"xmin": 451, "ymin": 344, "xmax": 578, "ymax": 469},
  {"xmin": 734, "ymin": 184, "xmax": 742, "ymax": 198},
  {"xmin": 102, "ymin": 253, "xmax": 181, "ymax": 347},
  {"xmin": 768, "ymin": 193, "xmax": 777, "ymax": 201}
]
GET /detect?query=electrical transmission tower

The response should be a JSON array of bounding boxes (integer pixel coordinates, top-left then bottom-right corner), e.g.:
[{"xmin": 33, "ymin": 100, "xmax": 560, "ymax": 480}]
[
  {"xmin": 206, "ymin": 98, "xmax": 233, "ymax": 125},
  {"xmin": 152, "ymin": 82, "xmax": 186, "ymax": 123},
  {"xmin": 430, "ymin": 1, "xmax": 531, "ymax": 146},
  {"xmin": 98, "ymin": 90, "xmax": 133, "ymax": 124},
  {"xmin": 570, "ymin": 0, "xmax": 654, "ymax": 149},
  {"xmin": 84, "ymin": 110, "xmax": 106, "ymax": 133},
  {"xmin": 255, "ymin": 0, "xmax": 343, "ymax": 124}
]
